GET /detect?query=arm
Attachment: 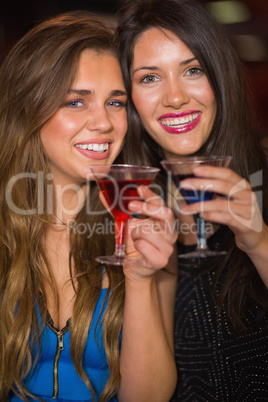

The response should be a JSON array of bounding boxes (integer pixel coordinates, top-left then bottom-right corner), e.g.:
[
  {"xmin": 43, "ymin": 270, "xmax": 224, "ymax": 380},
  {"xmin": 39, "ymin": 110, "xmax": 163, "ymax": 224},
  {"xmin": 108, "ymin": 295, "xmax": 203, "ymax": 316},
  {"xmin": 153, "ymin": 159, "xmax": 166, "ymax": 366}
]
[
  {"xmin": 244, "ymin": 226, "xmax": 268, "ymax": 287},
  {"xmin": 117, "ymin": 186, "xmax": 178, "ymax": 402}
]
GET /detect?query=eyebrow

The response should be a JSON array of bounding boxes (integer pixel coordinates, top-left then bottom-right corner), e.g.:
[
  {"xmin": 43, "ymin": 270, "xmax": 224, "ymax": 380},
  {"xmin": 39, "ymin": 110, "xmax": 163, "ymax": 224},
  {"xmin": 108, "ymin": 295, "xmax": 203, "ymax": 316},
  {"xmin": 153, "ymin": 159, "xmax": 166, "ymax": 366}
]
[
  {"xmin": 67, "ymin": 89, "xmax": 127, "ymax": 97},
  {"xmin": 180, "ymin": 57, "xmax": 197, "ymax": 66},
  {"xmin": 110, "ymin": 89, "xmax": 128, "ymax": 97},
  {"xmin": 68, "ymin": 89, "xmax": 92, "ymax": 95},
  {"xmin": 132, "ymin": 57, "xmax": 198, "ymax": 75}
]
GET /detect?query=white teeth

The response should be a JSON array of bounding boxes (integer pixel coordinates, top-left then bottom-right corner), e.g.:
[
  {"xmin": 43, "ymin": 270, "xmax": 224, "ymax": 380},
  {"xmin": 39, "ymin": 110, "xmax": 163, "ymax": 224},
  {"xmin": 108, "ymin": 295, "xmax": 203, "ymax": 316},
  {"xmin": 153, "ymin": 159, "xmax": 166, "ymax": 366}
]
[
  {"xmin": 161, "ymin": 113, "xmax": 199, "ymax": 127},
  {"xmin": 76, "ymin": 142, "xmax": 109, "ymax": 152}
]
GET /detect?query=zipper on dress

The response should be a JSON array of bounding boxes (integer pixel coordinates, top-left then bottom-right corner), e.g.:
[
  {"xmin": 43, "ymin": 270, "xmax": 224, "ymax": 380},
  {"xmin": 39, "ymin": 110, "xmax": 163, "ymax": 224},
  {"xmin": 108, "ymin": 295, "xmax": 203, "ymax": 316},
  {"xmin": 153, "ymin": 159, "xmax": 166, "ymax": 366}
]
[
  {"xmin": 47, "ymin": 322, "xmax": 68, "ymax": 399},
  {"xmin": 52, "ymin": 331, "xmax": 64, "ymax": 398}
]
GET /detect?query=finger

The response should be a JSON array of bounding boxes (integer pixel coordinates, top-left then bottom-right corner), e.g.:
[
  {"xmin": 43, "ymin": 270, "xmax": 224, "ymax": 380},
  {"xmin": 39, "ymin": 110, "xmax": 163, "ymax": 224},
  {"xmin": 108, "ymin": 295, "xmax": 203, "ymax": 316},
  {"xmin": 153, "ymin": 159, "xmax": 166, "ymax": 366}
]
[
  {"xmin": 200, "ymin": 210, "xmax": 261, "ymax": 235},
  {"xmin": 182, "ymin": 191, "xmax": 257, "ymax": 216},
  {"xmin": 180, "ymin": 178, "xmax": 251, "ymax": 199},
  {"xmin": 128, "ymin": 217, "xmax": 178, "ymax": 244},
  {"xmin": 181, "ymin": 200, "xmax": 252, "ymax": 224},
  {"xmin": 128, "ymin": 186, "xmax": 173, "ymax": 220},
  {"xmin": 130, "ymin": 222, "xmax": 175, "ymax": 267},
  {"xmin": 129, "ymin": 185, "xmax": 165, "ymax": 209},
  {"xmin": 185, "ymin": 196, "xmax": 261, "ymax": 234},
  {"xmin": 130, "ymin": 238, "xmax": 173, "ymax": 269},
  {"xmin": 137, "ymin": 185, "xmax": 164, "ymax": 204},
  {"xmin": 124, "ymin": 219, "xmax": 175, "ymax": 270},
  {"xmin": 193, "ymin": 165, "xmax": 245, "ymax": 186}
]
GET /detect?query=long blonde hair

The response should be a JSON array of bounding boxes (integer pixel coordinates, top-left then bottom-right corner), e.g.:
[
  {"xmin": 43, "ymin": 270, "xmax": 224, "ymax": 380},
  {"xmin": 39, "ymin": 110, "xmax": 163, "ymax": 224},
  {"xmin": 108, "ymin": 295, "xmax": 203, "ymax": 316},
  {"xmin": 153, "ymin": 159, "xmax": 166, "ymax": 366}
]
[{"xmin": 0, "ymin": 11, "xmax": 125, "ymax": 400}]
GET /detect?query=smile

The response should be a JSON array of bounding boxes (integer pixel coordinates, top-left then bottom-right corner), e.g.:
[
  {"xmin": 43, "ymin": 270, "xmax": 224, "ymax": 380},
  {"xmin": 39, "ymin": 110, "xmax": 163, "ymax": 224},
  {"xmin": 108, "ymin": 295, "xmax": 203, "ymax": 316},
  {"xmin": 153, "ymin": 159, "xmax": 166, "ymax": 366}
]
[
  {"xmin": 75, "ymin": 142, "xmax": 110, "ymax": 153},
  {"xmin": 160, "ymin": 112, "xmax": 200, "ymax": 128},
  {"xmin": 158, "ymin": 112, "xmax": 201, "ymax": 134}
]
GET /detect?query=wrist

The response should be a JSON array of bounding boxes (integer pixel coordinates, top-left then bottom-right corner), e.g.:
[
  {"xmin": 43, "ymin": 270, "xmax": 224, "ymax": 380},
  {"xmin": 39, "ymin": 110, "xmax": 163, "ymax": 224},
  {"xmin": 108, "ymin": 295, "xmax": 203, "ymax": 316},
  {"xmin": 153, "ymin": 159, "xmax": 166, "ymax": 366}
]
[
  {"xmin": 124, "ymin": 270, "xmax": 155, "ymax": 290},
  {"xmin": 245, "ymin": 225, "xmax": 268, "ymax": 258}
]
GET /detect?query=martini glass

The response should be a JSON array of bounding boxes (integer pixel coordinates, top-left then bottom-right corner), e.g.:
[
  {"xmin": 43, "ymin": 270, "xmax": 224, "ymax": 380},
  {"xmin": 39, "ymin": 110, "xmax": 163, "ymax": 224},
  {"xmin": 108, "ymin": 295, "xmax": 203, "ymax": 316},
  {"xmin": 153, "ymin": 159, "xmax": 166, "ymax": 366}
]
[
  {"xmin": 161, "ymin": 156, "xmax": 232, "ymax": 258},
  {"xmin": 89, "ymin": 164, "xmax": 160, "ymax": 266}
]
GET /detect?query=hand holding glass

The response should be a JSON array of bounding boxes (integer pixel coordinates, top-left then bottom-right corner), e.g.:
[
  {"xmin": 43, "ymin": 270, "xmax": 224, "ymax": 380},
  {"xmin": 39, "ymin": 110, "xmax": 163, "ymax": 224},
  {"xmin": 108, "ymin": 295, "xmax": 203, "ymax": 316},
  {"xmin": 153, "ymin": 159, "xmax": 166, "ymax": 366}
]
[
  {"xmin": 89, "ymin": 164, "xmax": 160, "ymax": 266},
  {"xmin": 161, "ymin": 156, "xmax": 232, "ymax": 258}
]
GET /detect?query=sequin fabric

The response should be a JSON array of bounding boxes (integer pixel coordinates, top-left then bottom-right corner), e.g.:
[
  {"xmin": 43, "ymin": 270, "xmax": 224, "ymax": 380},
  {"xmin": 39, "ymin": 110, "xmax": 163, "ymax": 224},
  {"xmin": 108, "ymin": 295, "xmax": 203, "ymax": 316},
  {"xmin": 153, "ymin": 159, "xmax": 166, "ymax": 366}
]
[{"xmin": 171, "ymin": 230, "xmax": 268, "ymax": 401}]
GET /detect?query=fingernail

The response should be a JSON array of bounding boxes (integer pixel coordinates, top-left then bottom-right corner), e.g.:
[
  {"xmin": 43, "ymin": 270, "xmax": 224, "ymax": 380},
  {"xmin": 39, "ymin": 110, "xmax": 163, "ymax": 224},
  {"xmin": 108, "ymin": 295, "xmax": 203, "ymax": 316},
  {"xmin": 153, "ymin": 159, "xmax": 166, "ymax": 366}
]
[
  {"xmin": 181, "ymin": 206, "xmax": 189, "ymax": 212},
  {"xmin": 128, "ymin": 201, "xmax": 141, "ymax": 211}
]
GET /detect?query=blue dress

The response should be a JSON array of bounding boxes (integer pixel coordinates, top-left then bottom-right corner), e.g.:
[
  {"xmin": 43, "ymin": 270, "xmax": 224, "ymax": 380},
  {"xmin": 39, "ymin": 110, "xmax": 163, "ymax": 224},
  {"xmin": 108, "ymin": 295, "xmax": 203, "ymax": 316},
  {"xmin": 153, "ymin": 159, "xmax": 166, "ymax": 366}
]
[{"xmin": 9, "ymin": 288, "xmax": 119, "ymax": 401}]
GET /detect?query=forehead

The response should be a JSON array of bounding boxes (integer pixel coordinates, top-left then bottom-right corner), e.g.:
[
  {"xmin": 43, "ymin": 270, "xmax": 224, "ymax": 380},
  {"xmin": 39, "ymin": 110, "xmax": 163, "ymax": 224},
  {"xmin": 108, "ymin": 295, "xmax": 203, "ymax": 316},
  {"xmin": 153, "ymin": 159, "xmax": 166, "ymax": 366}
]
[
  {"xmin": 133, "ymin": 27, "xmax": 194, "ymax": 65},
  {"xmin": 78, "ymin": 49, "xmax": 119, "ymax": 69},
  {"xmin": 74, "ymin": 49, "xmax": 123, "ymax": 82}
]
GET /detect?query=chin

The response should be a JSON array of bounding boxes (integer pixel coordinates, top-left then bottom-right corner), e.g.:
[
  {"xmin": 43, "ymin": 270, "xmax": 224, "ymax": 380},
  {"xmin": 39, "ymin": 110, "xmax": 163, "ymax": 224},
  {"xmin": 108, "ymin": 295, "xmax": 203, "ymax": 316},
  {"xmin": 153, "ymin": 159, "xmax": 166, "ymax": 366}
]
[{"xmin": 165, "ymin": 149, "xmax": 198, "ymax": 159}]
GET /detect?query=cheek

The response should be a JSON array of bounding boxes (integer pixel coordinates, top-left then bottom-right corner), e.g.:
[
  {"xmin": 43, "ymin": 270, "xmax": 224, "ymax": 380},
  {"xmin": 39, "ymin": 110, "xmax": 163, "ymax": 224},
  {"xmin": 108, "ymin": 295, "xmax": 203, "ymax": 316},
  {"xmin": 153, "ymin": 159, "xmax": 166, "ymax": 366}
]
[
  {"xmin": 133, "ymin": 97, "xmax": 152, "ymax": 127},
  {"xmin": 210, "ymin": 101, "xmax": 217, "ymax": 126},
  {"xmin": 132, "ymin": 88, "xmax": 152, "ymax": 116},
  {"xmin": 205, "ymin": 95, "xmax": 217, "ymax": 128},
  {"xmin": 119, "ymin": 110, "xmax": 128, "ymax": 136},
  {"xmin": 112, "ymin": 111, "xmax": 128, "ymax": 141},
  {"xmin": 40, "ymin": 121, "xmax": 57, "ymax": 150},
  {"xmin": 41, "ymin": 115, "xmax": 78, "ymax": 144},
  {"xmin": 195, "ymin": 85, "xmax": 216, "ymax": 111},
  {"xmin": 120, "ymin": 123, "xmax": 128, "ymax": 142},
  {"xmin": 192, "ymin": 86, "xmax": 217, "ymax": 125},
  {"xmin": 132, "ymin": 92, "xmax": 143, "ymax": 114},
  {"xmin": 204, "ymin": 90, "xmax": 216, "ymax": 112},
  {"xmin": 132, "ymin": 87, "xmax": 162, "ymax": 122}
]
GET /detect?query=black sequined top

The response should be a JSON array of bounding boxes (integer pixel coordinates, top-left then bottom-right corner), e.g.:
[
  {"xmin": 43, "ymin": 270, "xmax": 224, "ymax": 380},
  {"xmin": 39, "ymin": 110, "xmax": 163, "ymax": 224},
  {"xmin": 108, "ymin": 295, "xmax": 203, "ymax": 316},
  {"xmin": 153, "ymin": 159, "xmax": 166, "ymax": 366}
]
[{"xmin": 171, "ymin": 227, "xmax": 268, "ymax": 401}]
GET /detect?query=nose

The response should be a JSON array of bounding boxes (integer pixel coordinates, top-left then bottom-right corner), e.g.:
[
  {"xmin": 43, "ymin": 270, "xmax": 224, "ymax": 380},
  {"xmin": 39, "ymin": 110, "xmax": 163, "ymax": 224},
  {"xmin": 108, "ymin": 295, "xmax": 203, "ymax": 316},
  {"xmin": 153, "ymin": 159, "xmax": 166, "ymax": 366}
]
[
  {"xmin": 86, "ymin": 105, "xmax": 113, "ymax": 133},
  {"xmin": 162, "ymin": 78, "xmax": 190, "ymax": 109}
]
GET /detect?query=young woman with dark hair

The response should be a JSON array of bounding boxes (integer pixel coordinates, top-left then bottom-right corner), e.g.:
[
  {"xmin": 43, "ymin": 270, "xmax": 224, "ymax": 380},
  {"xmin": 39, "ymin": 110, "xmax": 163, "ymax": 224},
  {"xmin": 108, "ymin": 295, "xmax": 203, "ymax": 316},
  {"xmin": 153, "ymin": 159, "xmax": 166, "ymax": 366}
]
[{"xmin": 117, "ymin": 0, "xmax": 268, "ymax": 399}]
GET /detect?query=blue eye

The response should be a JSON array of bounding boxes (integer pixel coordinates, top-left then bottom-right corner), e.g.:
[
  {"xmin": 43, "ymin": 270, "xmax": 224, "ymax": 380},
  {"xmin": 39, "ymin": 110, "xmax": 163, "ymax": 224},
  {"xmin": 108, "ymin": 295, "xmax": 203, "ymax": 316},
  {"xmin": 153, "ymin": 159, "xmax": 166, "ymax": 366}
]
[
  {"xmin": 107, "ymin": 100, "xmax": 126, "ymax": 107},
  {"xmin": 141, "ymin": 75, "xmax": 159, "ymax": 84},
  {"xmin": 67, "ymin": 100, "xmax": 84, "ymax": 108}
]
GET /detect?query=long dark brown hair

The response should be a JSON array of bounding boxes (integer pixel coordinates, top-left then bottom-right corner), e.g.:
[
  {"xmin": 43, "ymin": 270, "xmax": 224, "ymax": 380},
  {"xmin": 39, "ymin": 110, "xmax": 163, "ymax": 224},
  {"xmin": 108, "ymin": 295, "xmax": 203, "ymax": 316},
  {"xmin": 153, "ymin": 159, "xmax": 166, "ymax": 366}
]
[
  {"xmin": 117, "ymin": 0, "xmax": 268, "ymax": 330},
  {"xmin": 0, "ymin": 11, "xmax": 125, "ymax": 400}
]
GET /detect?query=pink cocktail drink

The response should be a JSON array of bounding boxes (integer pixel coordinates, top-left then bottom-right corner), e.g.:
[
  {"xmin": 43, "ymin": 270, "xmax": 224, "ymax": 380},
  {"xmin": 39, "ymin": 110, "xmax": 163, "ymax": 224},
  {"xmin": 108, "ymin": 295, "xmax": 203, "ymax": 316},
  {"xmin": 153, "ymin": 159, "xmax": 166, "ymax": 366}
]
[{"xmin": 89, "ymin": 164, "xmax": 160, "ymax": 265}]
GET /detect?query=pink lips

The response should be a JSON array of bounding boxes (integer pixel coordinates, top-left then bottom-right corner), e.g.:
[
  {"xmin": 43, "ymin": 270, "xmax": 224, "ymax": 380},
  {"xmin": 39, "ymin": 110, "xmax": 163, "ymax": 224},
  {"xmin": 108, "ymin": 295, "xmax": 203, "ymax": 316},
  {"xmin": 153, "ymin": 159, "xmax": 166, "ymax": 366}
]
[
  {"xmin": 75, "ymin": 138, "xmax": 112, "ymax": 160},
  {"xmin": 158, "ymin": 111, "xmax": 201, "ymax": 134}
]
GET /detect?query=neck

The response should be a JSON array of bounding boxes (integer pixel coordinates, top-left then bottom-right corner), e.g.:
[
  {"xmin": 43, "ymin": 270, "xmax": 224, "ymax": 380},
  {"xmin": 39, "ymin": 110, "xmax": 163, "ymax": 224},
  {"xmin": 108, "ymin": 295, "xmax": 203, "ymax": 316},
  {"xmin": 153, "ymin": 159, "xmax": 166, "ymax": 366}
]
[{"xmin": 50, "ymin": 182, "xmax": 88, "ymax": 225}]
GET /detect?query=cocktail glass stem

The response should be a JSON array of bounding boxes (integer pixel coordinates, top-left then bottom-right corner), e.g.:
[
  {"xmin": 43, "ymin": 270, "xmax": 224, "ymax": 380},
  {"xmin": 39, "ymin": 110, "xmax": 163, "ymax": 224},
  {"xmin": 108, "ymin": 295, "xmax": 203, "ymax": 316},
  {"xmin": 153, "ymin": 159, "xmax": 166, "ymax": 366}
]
[
  {"xmin": 114, "ymin": 220, "xmax": 126, "ymax": 257},
  {"xmin": 196, "ymin": 215, "xmax": 207, "ymax": 251}
]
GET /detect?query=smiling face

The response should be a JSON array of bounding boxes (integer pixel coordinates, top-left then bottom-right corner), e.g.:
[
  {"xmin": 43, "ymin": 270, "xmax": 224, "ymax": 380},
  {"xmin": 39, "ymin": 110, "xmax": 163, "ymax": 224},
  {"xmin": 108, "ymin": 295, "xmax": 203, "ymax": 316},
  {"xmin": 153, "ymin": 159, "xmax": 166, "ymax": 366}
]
[
  {"xmin": 131, "ymin": 28, "xmax": 217, "ymax": 158},
  {"xmin": 41, "ymin": 49, "xmax": 128, "ymax": 187}
]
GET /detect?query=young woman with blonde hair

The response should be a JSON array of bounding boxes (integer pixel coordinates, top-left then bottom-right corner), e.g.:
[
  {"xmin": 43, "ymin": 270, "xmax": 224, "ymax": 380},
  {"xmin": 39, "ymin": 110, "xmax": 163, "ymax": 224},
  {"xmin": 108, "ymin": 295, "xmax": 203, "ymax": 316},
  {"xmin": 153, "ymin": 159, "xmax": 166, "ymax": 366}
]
[{"xmin": 0, "ymin": 10, "xmax": 178, "ymax": 401}]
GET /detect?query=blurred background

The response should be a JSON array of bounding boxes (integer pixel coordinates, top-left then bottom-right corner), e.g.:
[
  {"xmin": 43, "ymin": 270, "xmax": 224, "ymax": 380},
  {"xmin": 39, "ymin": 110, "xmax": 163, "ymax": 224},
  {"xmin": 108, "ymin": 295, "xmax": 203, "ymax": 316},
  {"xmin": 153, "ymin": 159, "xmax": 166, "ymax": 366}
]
[{"xmin": 1, "ymin": 0, "xmax": 268, "ymax": 140}]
